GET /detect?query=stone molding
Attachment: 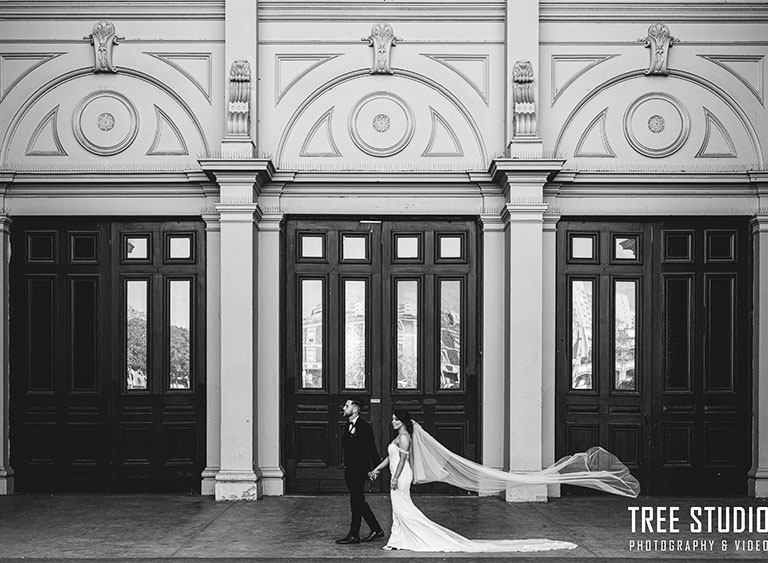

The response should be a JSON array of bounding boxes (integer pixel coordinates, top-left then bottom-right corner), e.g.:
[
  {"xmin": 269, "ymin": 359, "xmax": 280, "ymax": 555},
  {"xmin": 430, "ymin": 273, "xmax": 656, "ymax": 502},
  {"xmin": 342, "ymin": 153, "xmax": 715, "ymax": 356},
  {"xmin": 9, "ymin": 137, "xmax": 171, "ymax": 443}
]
[
  {"xmin": 638, "ymin": 23, "xmax": 677, "ymax": 76},
  {"xmin": 362, "ymin": 23, "xmax": 400, "ymax": 75},
  {"xmin": 84, "ymin": 21, "xmax": 123, "ymax": 73}
]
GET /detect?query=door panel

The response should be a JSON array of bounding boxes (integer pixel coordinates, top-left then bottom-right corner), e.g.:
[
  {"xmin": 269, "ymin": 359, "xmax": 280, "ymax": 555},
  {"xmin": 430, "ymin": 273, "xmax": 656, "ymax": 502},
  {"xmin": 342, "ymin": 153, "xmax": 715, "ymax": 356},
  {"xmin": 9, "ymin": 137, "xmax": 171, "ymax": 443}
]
[
  {"xmin": 10, "ymin": 218, "xmax": 205, "ymax": 492},
  {"xmin": 557, "ymin": 218, "xmax": 750, "ymax": 495},
  {"xmin": 283, "ymin": 218, "xmax": 478, "ymax": 493}
]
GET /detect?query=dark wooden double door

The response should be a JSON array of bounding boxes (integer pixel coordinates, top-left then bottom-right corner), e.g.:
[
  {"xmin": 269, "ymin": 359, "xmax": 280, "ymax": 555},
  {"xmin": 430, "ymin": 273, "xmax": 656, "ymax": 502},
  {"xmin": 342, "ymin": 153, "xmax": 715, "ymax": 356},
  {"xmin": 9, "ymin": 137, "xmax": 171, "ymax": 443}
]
[
  {"xmin": 557, "ymin": 217, "xmax": 750, "ymax": 494},
  {"xmin": 283, "ymin": 218, "xmax": 478, "ymax": 493},
  {"xmin": 10, "ymin": 218, "xmax": 205, "ymax": 492}
]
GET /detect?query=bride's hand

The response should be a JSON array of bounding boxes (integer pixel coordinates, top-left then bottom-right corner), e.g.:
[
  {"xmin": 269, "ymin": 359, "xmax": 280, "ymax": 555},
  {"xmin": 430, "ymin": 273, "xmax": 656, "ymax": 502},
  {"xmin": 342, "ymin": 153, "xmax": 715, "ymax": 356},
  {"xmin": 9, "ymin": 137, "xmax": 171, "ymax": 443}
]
[{"xmin": 390, "ymin": 478, "xmax": 398, "ymax": 490}]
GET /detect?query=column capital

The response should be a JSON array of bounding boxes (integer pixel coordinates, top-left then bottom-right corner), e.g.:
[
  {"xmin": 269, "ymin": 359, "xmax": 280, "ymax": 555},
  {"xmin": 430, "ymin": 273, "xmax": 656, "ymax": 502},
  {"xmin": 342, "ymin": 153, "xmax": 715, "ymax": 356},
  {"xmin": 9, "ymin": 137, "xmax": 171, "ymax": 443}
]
[
  {"xmin": 489, "ymin": 158, "xmax": 566, "ymax": 202},
  {"xmin": 750, "ymin": 214, "xmax": 768, "ymax": 232},
  {"xmin": 501, "ymin": 200, "xmax": 549, "ymax": 225},
  {"xmin": 214, "ymin": 202, "xmax": 261, "ymax": 224},
  {"xmin": 480, "ymin": 213, "xmax": 505, "ymax": 232},
  {"xmin": 199, "ymin": 158, "xmax": 275, "ymax": 202}
]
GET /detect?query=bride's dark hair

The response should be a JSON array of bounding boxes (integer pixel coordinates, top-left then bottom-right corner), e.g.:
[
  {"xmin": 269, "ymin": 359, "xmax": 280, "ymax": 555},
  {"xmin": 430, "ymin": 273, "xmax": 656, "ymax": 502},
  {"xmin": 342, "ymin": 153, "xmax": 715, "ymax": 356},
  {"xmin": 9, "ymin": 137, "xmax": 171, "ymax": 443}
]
[{"xmin": 393, "ymin": 409, "xmax": 414, "ymax": 434}]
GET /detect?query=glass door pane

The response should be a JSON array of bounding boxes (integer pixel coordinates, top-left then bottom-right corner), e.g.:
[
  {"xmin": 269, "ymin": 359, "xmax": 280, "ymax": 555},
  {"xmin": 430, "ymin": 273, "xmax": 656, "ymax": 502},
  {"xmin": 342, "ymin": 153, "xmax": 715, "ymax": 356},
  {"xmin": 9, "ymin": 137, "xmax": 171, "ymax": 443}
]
[
  {"xmin": 571, "ymin": 279, "xmax": 594, "ymax": 390},
  {"xmin": 126, "ymin": 279, "xmax": 149, "ymax": 390},
  {"xmin": 396, "ymin": 280, "xmax": 419, "ymax": 389},
  {"xmin": 614, "ymin": 280, "xmax": 637, "ymax": 391},
  {"xmin": 439, "ymin": 280, "xmax": 461, "ymax": 389},
  {"xmin": 343, "ymin": 280, "xmax": 366, "ymax": 389},
  {"xmin": 169, "ymin": 279, "xmax": 191, "ymax": 390},
  {"xmin": 301, "ymin": 279, "xmax": 324, "ymax": 389}
]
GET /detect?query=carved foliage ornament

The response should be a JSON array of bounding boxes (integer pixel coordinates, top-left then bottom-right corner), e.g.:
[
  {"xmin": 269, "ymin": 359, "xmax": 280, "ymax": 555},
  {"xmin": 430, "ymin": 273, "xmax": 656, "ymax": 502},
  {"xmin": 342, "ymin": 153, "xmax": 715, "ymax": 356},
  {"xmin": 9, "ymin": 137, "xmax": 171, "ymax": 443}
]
[
  {"xmin": 512, "ymin": 60, "xmax": 537, "ymax": 137},
  {"xmin": 363, "ymin": 23, "xmax": 401, "ymax": 75},
  {"xmin": 638, "ymin": 23, "xmax": 678, "ymax": 76},
  {"xmin": 84, "ymin": 21, "xmax": 123, "ymax": 73},
  {"xmin": 227, "ymin": 60, "xmax": 251, "ymax": 136}
]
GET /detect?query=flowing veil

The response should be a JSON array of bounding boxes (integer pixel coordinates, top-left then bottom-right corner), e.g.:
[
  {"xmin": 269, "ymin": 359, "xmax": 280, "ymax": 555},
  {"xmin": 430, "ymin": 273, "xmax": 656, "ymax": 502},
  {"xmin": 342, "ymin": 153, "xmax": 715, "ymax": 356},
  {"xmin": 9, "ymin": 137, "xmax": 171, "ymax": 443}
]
[{"xmin": 410, "ymin": 421, "xmax": 639, "ymax": 498}]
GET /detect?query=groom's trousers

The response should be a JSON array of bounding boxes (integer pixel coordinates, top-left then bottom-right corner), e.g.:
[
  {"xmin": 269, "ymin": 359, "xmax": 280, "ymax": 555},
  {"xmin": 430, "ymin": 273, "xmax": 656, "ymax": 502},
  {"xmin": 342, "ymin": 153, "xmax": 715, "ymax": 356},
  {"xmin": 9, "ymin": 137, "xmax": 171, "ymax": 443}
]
[{"xmin": 344, "ymin": 468, "xmax": 382, "ymax": 536}]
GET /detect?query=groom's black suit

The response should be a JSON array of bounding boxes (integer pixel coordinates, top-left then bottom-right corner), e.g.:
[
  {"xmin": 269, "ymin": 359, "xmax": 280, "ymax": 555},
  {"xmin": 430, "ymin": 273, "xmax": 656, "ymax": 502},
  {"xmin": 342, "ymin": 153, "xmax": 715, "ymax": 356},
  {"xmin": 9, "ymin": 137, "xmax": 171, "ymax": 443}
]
[{"xmin": 342, "ymin": 416, "xmax": 382, "ymax": 538}]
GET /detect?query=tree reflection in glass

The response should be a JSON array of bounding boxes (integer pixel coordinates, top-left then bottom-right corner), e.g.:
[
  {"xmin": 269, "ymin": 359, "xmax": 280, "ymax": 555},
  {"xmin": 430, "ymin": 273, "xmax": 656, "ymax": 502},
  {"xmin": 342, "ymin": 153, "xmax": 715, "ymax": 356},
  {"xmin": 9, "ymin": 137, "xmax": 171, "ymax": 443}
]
[
  {"xmin": 571, "ymin": 280, "xmax": 593, "ymax": 390},
  {"xmin": 344, "ymin": 280, "xmax": 366, "ymax": 389},
  {"xmin": 396, "ymin": 280, "xmax": 418, "ymax": 389},
  {"xmin": 615, "ymin": 280, "xmax": 637, "ymax": 390},
  {"xmin": 439, "ymin": 280, "xmax": 461, "ymax": 389},
  {"xmin": 301, "ymin": 279, "xmax": 323, "ymax": 388},
  {"xmin": 126, "ymin": 280, "xmax": 148, "ymax": 390},
  {"xmin": 169, "ymin": 280, "xmax": 191, "ymax": 389}
]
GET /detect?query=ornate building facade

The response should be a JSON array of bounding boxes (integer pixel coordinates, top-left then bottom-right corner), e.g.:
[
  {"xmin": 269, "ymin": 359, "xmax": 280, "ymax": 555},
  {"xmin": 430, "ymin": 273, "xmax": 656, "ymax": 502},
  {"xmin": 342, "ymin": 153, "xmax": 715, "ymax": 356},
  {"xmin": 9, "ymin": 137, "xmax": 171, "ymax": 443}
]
[{"xmin": 0, "ymin": 0, "xmax": 767, "ymax": 500}]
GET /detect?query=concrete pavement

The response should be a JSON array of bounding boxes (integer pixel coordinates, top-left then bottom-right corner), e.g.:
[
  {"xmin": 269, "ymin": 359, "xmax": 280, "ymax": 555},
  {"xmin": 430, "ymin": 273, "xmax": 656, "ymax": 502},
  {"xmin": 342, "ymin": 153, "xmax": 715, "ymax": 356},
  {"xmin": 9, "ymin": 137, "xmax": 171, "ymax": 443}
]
[{"xmin": 1, "ymin": 494, "xmax": 768, "ymax": 562}]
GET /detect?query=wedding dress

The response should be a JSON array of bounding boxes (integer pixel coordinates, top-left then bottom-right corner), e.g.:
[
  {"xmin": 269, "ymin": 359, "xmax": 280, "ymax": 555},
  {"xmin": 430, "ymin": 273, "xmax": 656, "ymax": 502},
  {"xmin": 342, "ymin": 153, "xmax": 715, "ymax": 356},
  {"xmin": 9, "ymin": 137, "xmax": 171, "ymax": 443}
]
[
  {"xmin": 384, "ymin": 441, "xmax": 577, "ymax": 552},
  {"xmin": 382, "ymin": 422, "xmax": 640, "ymax": 552}
]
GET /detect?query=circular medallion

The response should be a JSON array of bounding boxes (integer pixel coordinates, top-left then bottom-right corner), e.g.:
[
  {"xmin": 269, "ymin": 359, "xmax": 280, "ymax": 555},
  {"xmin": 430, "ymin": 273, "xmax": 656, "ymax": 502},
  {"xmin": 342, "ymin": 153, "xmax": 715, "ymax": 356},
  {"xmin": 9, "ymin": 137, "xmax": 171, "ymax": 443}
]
[
  {"xmin": 73, "ymin": 90, "xmax": 138, "ymax": 156},
  {"xmin": 623, "ymin": 93, "xmax": 689, "ymax": 158},
  {"xmin": 97, "ymin": 112, "xmax": 115, "ymax": 132},
  {"xmin": 372, "ymin": 114, "xmax": 391, "ymax": 133},
  {"xmin": 647, "ymin": 115, "xmax": 665, "ymax": 134},
  {"xmin": 349, "ymin": 91, "xmax": 414, "ymax": 157}
]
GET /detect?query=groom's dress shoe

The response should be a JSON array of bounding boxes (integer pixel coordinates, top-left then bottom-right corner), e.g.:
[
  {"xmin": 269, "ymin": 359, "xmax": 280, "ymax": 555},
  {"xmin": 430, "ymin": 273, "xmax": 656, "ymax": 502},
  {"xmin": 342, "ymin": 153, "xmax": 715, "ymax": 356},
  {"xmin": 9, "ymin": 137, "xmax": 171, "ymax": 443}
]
[
  {"xmin": 335, "ymin": 534, "xmax": 360, "ymax": 544},
  {"xmin": 361, "ymin": 530, "xmax": 385, "ymax": 542}
]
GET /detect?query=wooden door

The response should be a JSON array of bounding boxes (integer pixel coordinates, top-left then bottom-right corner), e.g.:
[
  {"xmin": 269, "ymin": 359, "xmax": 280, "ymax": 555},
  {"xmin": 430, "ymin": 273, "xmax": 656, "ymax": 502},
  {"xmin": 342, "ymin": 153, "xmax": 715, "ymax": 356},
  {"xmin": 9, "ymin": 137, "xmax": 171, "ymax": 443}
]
[
  {"xmin": 556, "ymin": 218, "xmax": 750, "ymax": 495},
  {"xmin": 10, "ymin": 218, "xmax": 205, "ymax": 492},
  {"xmin": 283, "ymin": 218, "xmax": 479, "ymax": 493}
]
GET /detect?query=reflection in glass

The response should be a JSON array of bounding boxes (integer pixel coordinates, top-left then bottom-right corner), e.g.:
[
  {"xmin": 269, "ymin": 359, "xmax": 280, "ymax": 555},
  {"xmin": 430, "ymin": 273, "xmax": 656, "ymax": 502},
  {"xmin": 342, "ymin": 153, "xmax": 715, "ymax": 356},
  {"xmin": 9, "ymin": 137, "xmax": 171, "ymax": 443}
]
[
  {"xmin": 396, "ymin": 280, "xmax": 418, "ymax": 389},
  {"xmin": 126, "ymin": 280, "xmax": 148, "ymax": 390},
  {"xmin": 571, "ymin": 280, "xmax": 593, "ymax": 390},
  {"xmin": 126, "ymin": 237, "xmax": 148, "ymax": 259},
  {"xmin": 301, "ymin": 235, "xmax": 324, "ymax": 258},
  {"xmin": 344, "ymin": 280, "xmax": 366, "ymax": 389},
  {"xmin": 301, "ymin": 279, "xmax": 323, "ymax": 388},
  {"xmin": 615, "ymin": 237, "xmax": 638, "ymax": 260},
  {"xmin": 439, "ymin": 236, "xmax": 462, "ymax": 259},
  {"xmin": 615, "ymin": 280, "xmax": 637, "ymax": 391},
  {"xmin": 396, "ymin": 236, "xmax": 419, "ymax": 259},
  {"xmin": 169, "ymin": 280, "xmax": 191, "ymax": 389},
  {"xmin": 342, "ymin": 235, "xmax": 367, "ymax": 260},
  {"xmin": 169, "ymin": 236, "xmax": 192, "ymax": 259},
  {"xmin": 439, "ymin": 280, "xmax": 461, "ymax": 389},
  {"xmin": 571, "ymin": 236, "xmax": 593, "ymax": 259}
]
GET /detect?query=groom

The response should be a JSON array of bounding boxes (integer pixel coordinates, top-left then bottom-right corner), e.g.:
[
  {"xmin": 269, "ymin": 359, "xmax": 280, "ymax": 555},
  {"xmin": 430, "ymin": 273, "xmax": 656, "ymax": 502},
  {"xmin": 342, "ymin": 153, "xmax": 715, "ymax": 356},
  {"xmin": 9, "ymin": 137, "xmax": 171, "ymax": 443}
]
[{"xmin": 336, "ymin": 398, "xmax": 385, "ymax": 545}]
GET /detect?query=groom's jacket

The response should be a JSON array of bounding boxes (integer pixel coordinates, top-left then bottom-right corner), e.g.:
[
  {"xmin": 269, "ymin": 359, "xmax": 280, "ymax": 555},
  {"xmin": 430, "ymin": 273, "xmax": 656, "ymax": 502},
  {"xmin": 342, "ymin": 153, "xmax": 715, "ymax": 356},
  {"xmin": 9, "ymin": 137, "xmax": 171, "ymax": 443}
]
[{"xmin": 342, "ymin": 417, "xmax": 380, "ymax": 472}]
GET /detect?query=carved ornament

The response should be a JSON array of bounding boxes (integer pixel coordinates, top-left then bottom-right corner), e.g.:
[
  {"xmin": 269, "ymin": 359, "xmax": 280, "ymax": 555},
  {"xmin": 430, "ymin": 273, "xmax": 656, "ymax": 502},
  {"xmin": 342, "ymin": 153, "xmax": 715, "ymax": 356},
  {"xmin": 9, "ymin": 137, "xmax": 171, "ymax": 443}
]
[
  {"xmin": 84, "ymin": 21, "xmax": 123, "ymax": 73},
  {"xmin": 227, "ymin": 60, "xmax": 251, "ymax": 136},
  {"xmin": 362, "ymin": 23, "xmax": 401, "ymax": 75},
  {"xmin": 638, "ymin": 23, "xmax": 678, "ymax": 76},
  {"xmin": 512, "ymin": 60, "xmax": 537, "ymax": 137}
]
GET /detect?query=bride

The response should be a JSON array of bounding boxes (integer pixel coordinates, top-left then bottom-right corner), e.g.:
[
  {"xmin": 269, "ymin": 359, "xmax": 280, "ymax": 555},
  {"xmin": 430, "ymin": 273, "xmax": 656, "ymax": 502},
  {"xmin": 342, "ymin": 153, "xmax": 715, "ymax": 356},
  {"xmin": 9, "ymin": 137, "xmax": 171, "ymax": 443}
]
[{"xmin": 368, "ymin": 409, "xmax": 639, "ymax": 552}]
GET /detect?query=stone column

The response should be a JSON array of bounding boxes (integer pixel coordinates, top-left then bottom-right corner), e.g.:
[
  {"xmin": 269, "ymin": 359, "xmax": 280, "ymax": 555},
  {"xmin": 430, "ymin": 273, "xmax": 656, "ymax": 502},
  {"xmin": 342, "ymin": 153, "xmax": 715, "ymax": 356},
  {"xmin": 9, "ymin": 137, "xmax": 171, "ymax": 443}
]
[
  {"xmin": 542, "ymin": 211, "xmax": 560, "ymax": 497},
  {"xmin": 749, "ymin": 208, "xmax": 768, "ymax": 497},
  {"xmin": 491, "ymin": 159, "xmax": 564, "ymax": 502},
  {"xmin": 0, "ymin": 215, "xmax": 12, "ymax": 495},
  {"xmin": 257, "ymin": 212, "xmax": 284, "ymax": 495},
  {"xmin": 201, "ymin": 213, "xmax": 221, "ymax": 495},
  {"xmin": 480, "ymin": 213, "xmax": 506, "ymax": 473},
  {"xmin": 200, "ymin": 158, "xmax": 274, "ymax": 501}
]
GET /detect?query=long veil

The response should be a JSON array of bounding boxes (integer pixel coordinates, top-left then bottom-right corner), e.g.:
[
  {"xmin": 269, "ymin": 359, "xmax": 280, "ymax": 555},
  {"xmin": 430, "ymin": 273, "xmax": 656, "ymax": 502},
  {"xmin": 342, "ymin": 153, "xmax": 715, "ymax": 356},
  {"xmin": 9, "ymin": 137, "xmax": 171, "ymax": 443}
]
[{"xmin": 410, "ymin": 421, "xmax": 639, "ymax": 498}]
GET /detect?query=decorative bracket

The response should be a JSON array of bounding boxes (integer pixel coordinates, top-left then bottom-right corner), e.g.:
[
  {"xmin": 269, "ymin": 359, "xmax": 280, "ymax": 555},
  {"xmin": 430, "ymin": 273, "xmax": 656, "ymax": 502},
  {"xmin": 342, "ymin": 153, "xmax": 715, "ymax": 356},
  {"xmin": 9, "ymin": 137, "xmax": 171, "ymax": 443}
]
[
  {"xmin": 362, "ymin": 23, "xmax": 401, "ymax": 75},
  {"xmin": 226, "ymin": 60, "xmax": 251, "ymax": 136},
  {"xmin": 638, "ymin": 23, "xmax": 678, "ymax": 76},
  {"xmin": 84, "ymin": 21, "xmax": 123, "ymax": 73},
  {"xmin": 512, "ymin": 60, "xmax": 537, "ymax": 137}
]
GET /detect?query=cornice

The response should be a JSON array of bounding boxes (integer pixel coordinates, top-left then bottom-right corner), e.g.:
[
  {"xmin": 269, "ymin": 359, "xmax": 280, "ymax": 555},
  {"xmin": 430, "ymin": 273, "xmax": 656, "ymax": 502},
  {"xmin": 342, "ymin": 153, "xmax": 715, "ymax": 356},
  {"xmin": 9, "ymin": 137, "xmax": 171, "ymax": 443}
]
[
  {"xmin": 540, "ymin": 2, "xmax": 768, "ymax": 22},
  {"xmin": 554, "ymin": 169, "xmax": 759, "ymax": 186},
  {"xmin": 257, "ymin": 1, "xmax": 505, "ymax": 22},
  {"xmin": 284, "ymin": 169, "xmax": 487, "ymax": 186},
  {"xmin": 0, "ymin": 1, "xmax": 225, "ymax": 19}
]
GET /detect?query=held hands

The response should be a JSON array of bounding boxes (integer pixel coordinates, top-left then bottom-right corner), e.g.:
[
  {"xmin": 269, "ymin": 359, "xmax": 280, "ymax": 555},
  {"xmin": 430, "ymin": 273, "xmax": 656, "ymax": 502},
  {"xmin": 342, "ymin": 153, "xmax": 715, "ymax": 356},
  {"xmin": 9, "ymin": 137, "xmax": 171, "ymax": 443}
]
[{"xmin": 368, "ymin": 469, "xmax": 380, "ymax": 481}]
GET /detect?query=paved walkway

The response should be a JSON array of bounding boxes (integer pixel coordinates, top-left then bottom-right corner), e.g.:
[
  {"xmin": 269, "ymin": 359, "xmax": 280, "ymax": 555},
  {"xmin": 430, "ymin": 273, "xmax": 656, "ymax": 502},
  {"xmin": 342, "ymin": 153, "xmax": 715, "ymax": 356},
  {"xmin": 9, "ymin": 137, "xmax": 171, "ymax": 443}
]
[{"xmin": 1, "ymin": 494, "xmax": 768, "ymax": 562}]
